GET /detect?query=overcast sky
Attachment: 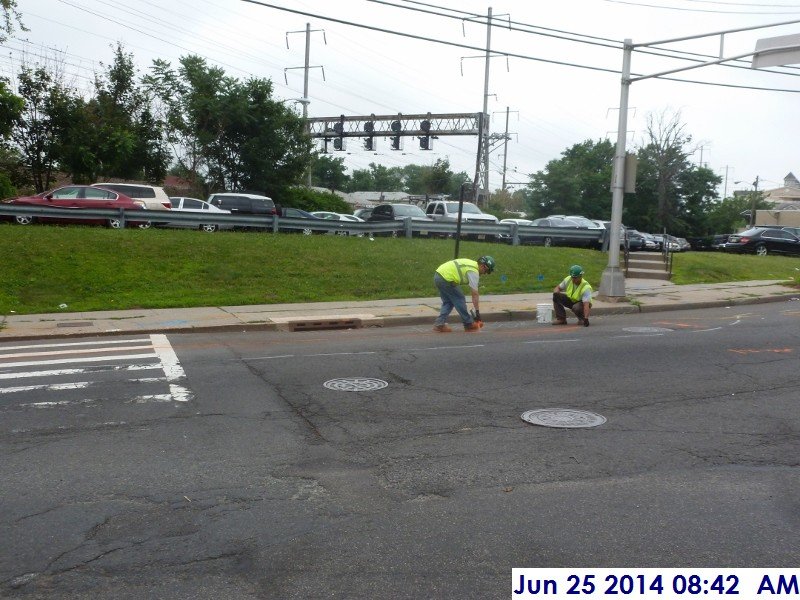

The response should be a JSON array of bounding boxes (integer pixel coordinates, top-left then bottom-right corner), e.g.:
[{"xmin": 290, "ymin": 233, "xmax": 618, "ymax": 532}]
[{"xmin": 3, "ymin": 0, "xmax": 800, "ymax": 196}]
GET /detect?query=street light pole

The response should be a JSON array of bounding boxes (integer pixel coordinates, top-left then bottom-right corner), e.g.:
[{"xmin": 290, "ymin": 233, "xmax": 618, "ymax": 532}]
[
  {"xmin": 597, "ymin": 20, "xmax": 800, "ymax": 300},
  {"xmin": 598, "ymin": 39, "xmax": 632, "ymax": 300},
  {"xmin": 750, "ymin": 175, "xmax": 760, "ymax": 227}
]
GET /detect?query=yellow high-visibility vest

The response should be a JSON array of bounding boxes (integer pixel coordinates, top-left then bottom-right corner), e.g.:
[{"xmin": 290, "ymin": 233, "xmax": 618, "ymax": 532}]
[
  {"xmin": 562, "ymin": 277, "xmax": 593, "ymax": 302},
  {"xmin": 436, "ymin": 259, "xmax": 479, "ymax": 285}
]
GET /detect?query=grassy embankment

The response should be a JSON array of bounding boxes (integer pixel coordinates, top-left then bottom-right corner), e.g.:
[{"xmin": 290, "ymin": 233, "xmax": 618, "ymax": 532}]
[{"xmin": 0, "ymin": 223, "xmax": 797, "ymax": 315}]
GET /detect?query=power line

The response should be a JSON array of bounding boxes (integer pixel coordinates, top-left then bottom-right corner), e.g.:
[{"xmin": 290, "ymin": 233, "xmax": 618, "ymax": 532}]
[
  {"xmin": 602, "ymin": 0, "xmax": 800, "ymax": 13},
  {"xmin": 240, "ymin": 0, "xmax": 800, "ymax": 93}
]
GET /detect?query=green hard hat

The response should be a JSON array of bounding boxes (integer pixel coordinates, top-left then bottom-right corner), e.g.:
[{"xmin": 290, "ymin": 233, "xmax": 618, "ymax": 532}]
[
  {"xmin": 478, "ymin": 255, "xmax": 496, "ymax": 273},
  {"xmin": 569, "ymin": 264, "xmax": 584, "ymax": 277}
]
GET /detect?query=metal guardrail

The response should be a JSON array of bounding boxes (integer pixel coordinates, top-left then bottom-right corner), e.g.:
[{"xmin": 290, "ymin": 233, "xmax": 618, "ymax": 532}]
[{"xmin": 0, "ymin": 205, "xmax": 607, "ymax": 246}]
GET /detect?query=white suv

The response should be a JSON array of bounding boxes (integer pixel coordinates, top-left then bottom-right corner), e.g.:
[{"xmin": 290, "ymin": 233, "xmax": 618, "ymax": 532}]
[
  {"xmin": 92, "ymin": 183, "xmax": 171, "ymax": 211},
  {"xmin": 425, "ymin": 200, "xmax": 498, "ymax": 224}
]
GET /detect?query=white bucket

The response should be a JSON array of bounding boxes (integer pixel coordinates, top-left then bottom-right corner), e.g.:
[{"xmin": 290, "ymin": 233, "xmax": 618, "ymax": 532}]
[{"xmin": 536, "ymin": 303, "xmax": 552, "ymax": 324}]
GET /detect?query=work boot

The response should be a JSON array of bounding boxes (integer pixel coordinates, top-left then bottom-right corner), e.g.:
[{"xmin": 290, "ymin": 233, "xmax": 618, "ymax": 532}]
[
  {"xmin": 464, "ymin": 322, "xmax": 481, "ymax": 332},
  {"xmin": 552, "ymin": 318, "xmax": 568, "ymax": 326},
  {"xmin": 433, "ymin": 324, "xmax": 452, "ymax": 333}
]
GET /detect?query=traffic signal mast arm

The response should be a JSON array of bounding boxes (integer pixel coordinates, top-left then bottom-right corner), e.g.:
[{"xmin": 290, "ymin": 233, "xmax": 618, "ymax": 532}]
[{"xmin": 307, "ymin": 112, "xmax": 481, "ymax": 138}]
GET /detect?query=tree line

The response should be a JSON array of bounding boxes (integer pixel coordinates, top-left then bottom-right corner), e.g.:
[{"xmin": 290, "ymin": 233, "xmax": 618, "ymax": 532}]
[
  {"xmin": 520, "ymin": 110, "xmax": 768, "ymax": 237},
  {"xmin": 0, "ymin": 27, "xmax": 763, "ymax": 236}
]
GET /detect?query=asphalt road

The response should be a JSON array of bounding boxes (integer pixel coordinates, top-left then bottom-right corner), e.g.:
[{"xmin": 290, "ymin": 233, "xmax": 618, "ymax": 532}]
[{"xmin": 1, "ymin": 303, "xmax": 799, "ymax": 599}]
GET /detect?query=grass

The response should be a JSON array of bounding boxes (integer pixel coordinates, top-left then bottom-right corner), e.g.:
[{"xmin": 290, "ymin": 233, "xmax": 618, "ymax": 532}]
[{"xmin": 1, "ymin": 223, "xmax": 797, "ymax": 315}]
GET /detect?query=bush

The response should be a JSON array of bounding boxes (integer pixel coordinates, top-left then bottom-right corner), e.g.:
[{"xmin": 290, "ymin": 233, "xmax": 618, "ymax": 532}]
[
  {"xmin": 279, "ymin": 187, "xmax": 352, "ymax": 213},
  {"xmin": 0, "ymin": 172, "xmax": 17, "ymax": 199}
]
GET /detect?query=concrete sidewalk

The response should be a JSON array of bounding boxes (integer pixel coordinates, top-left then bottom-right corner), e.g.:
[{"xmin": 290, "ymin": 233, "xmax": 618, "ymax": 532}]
[{"xmin": 1, "ymin": 279, "xmax": 798, "ymax": 341}]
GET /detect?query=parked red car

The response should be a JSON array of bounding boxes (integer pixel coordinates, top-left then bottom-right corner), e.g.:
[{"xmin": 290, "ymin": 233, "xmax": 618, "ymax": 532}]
[{"xmin": 3, "ymin": 185, "xmax": 149, "ymax": 229}]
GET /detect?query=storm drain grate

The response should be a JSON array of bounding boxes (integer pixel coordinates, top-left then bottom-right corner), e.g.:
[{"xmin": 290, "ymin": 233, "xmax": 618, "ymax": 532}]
[
  {"xmin": 56, "ymin": 322, "xmax": 94, "ymax": 328},
  {"xmin": 521, "ymin": 408, "xmax": 606, "ymax": 428},
  {"xmin": 289, "ymin": 318, "xmax": 362, "ymax": 332},
  {"xmin": 323, "ymin": 377, "xmax": 388, "ymax": 392}
]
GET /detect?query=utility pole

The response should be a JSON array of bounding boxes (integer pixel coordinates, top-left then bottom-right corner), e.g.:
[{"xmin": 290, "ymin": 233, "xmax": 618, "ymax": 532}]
[
  {"xmin": 750, "ymin": 175, "xmax": 760, "ymax": 227},
  {"xmin": 286, "ymin": 23, "xmax": 326, "ymax": 186},
  {"xmin": 501, "ymin": 106, "xmax": 509, "ymax": 190},
  {"xmin": 723, "ymin": 165, "xmax": 729, "ymax": 199},
  {"xmin": 480, "ymin": 6, "xmax": 492, "ymax": 207}
]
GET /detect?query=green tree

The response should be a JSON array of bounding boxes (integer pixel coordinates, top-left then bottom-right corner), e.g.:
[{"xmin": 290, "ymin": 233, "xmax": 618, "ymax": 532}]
[
  {"xmin": 524, "ymin": 139, "xmax": 614, "ymax": 218},
  {"xmin": 10, "ymin": 66, "xmax": 71, "ymax": 191},
  {"xmin": 706, "ymin": 194, "xmax": 757, "ymax": 233},
  {"xmin": 346, "ymin": 162, "xmax": 404, "ymax": 192},
  {"xmin": 311, "ymin": 153, "xmax": 349, "ymax": 191},
  {"xmin": 146, "ymin": 55, "xmax": 311, "ymax": 197},
  {"xmin": 88, "ymin": 44, "xmax": 169, "ymax": 182},
  {"xmin": 0, "ymin": 77, "xmax": 22, "ymax": 138},
  {"xmin": 625, "ymin": 111, "xmax": 721, "ymax": 236},
  {"xmin": 0, "ymin": 0, "xmax": 25, "ymax": 43},
  {"xmin": 634, "ymin": 109, "xmax": 693, "ymax": 229}
]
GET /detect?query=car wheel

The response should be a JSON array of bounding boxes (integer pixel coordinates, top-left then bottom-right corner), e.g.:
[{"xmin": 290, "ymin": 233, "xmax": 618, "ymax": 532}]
[
  {"xmin": 755, "ymin": 243, "xmax": 768, "ymax": 256},
  {"xmin": 390, "ymin": 230, "xmax": 399, "ymax": 238},
  {"xmin": 14, "ymin": 215, "xmax": 34, "ymax": 225},
  {"xmin": 544, "ymin": 236, "xmax": 553, "ymax": 247},
  {"xmin": 137, "ymin": 221, "xmax": 152, "ymax": 230},
  {"xmin": 107, "ymin": 218, "xmax": 125, "ymax": 229},
  {"xmin": 200, "ymin": 224, "xmax": 218, "ymax": 233},
  {"xmin": 302, "ymin": 227, "xmax": 313, "ymax": 235}
]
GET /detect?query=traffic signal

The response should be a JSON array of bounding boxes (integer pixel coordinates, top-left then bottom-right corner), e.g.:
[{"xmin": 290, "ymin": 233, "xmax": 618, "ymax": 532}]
[
  {"xmin": 364, "ymin": 137, "xmax": 375, "ymax": 151},
  {"xmin": 390, "ymin": 135, "xmax": 401, "ymax": 150},
  {"xmin": 333, "ymin": 115, "xmax": 345, "ymax": 152},
  {"xmin": 419, "ymin": 136, "xmax": 431, "ymax": 150}
]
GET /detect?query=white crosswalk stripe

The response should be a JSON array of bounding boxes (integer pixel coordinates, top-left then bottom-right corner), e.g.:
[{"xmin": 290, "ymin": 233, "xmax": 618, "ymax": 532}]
[{"xmin": 0, "ymin": 335, "xmax": 193, "ymax": 410}]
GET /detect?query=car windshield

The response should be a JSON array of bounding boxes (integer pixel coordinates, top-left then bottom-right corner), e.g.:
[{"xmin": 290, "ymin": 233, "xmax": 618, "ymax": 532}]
[
  {"xmin": 394, "ymin": 205, "xmax": 427, "ymax": 217},
  {"xmin": 444, "ymin": 202, "xmax": 481, "ymax": 215}
]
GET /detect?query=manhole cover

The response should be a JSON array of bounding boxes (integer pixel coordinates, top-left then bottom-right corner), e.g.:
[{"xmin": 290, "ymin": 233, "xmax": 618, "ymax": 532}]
[
  {"xmin": 323, "ymin": 377, "xmax": 388, "ymax": 392},
  {"xmin": 622, "ymin": 326, "xmax": 672, "ymax": 333},
  {"xmin": 521, "ymin": 408, "xmax": 606, "ymax": 428}
]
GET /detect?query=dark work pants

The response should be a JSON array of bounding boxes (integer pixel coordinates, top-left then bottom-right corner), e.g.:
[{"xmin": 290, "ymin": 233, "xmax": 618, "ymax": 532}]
[{"xmin": 553, "ymin": 292, "xmax": 587, "ymax": 320}]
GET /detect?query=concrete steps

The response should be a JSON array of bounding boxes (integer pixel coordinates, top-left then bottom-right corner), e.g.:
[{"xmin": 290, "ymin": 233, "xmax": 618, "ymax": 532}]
[{"xmin": 626, "ymin": 251, "xmax": 672, "ymax": 280}]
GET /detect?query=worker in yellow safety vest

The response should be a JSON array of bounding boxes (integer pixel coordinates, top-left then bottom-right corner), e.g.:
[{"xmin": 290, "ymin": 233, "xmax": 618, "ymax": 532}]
[
  {"xmin": 552, "ymin": 264, "xmax": 592, "ymax": 327},
  {"xmin": 433, "ymin": 256, "xmax": 495, "ymax": 332}
]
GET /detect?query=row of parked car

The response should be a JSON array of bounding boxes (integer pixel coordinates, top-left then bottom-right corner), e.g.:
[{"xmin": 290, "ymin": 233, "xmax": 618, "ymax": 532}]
[
  {"xmin": 0, "ymin": 184, "xmax": 367, "ymax": 235},
  {"xmin": 12, "ymin": 187, "xmax": 793, "ymax": 257}
]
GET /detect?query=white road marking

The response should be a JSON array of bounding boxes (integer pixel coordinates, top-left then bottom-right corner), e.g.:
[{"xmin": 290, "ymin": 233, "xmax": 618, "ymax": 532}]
[
  {"xmin": 0, "ymin": 381, "xmax": 91, "ymax": 394},
  {"xmin": 306, "ymin": 351, "xmax": 378, "ymax": 357},
  {"xmin": 131, "ymin": 394, "xmax": 174, "ymax": 403},
  {"xmin": 0, "ymin": 335, "xmax": 191, "ymax": 405},
  {"xmin": 0, "ymin": 344, "xmax": 152, "ymax": 360},
  {"xmin": 1, "ymin": 353, "xmax": 157, "ymax": 369},
  {"xmin": 690, "ymin": 327, "xmax": 723, "ymax": 333},
  {"xmin": 150, "ymin": 334, "xmax": 192, "ymax": 402},
  {"xmin": 0, "ymin": 338, "xmax": 150, "ymax": 351},
  {"xmin": 0, "ymin": 364, "xmax": 161, "ymax": 380},
  {"xmin": 408, "ymin": 344, "xmax": 485, "ymax": 351},
  {"xmin": 612, "ymin": 334, "xmax": 665, "ymax": 339},
  {"xmin": 522, "ymin": 339, "xmax": 579, "ymax": 344},
  {"xmin": 21, "ymin": 399, "xmax": 97, "ymax": 408}
]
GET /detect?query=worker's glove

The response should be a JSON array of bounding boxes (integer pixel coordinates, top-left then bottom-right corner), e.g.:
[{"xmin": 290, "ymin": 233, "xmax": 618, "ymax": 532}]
[{"xmin": 583, "ymin": 318, "xmax": 590, "ymax": 327}]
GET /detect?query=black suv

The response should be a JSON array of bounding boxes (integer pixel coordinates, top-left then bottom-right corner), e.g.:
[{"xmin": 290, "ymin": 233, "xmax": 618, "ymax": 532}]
[{"xmin": 367, "ymin": 203, "xmax": 432, "ymax": 237}]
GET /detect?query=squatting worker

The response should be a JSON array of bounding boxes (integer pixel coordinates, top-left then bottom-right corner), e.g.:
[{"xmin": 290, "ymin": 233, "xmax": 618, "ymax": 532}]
[
  {"xmin": 433, "ymin": 256, "xmax": 495, "ymax": 333},
  {"xmin": 552, "ymin": 264, "xmax": 592, "ymax": 327}
]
